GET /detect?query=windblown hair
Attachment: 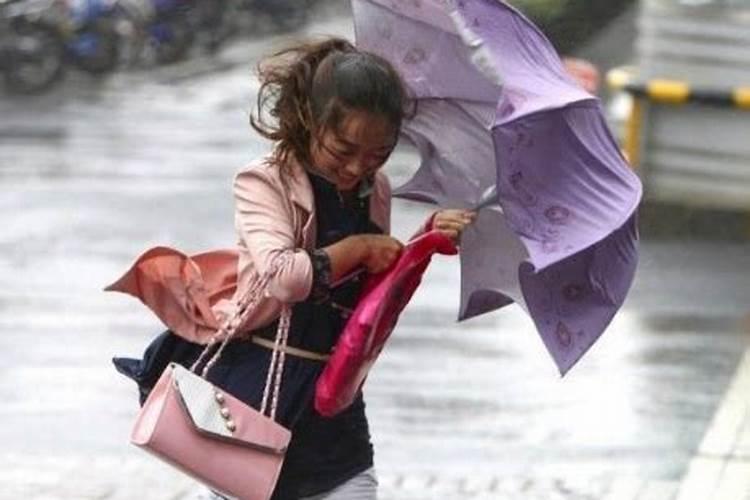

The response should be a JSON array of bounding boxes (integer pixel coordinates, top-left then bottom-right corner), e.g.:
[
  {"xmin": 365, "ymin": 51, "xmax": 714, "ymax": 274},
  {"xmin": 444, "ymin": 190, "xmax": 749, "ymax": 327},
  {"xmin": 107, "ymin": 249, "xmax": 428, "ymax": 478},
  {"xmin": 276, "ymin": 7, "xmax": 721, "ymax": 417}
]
[{"xmin": 250, "ymin": 37, "xmax": 412, "ymax": 174}]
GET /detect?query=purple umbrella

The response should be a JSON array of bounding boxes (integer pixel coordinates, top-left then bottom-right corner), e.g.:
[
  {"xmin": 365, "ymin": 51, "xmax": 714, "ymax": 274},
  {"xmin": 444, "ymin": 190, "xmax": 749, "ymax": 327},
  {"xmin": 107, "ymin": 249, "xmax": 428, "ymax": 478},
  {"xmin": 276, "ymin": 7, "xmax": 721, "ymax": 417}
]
[{"xmin": 352, "ymin": 0, "xmax": 642, "ymax": 375}]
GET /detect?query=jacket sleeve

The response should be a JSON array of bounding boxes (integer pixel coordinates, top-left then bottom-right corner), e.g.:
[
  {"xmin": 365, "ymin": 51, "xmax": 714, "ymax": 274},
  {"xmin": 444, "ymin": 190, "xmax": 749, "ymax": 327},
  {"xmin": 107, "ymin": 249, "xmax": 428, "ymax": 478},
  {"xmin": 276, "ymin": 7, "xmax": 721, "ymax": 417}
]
[
  {"xmin": 233, "ymin": 168, "xmax": 313, "ymax": 303},
  {"xmin": 372, "ymin": 171, "xmax": 393, "ymax": 235}
]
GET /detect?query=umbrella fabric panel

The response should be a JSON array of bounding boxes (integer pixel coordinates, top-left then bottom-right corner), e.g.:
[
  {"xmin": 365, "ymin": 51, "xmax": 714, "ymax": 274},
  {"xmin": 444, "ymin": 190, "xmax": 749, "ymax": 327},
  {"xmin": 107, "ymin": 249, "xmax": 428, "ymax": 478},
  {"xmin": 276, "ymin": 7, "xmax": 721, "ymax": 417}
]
[
  {"xmin": 397, "ymin": 98, "xmax": 498, "ymax": 208},
  {"xmin": 363, "ymin": 0, "xmax": 458, "ymax": 34},
  {"xmin": 455, "ymin": 0, "xmax": 593, "ymax": 123},
  {"xmin": 459, "ymin": 212, "xmax": 639, "ymax": 375},
  {"xmin": 494, "ymin": 101, "xmax": 641, "ymax": 272},
  {"xmin": 519, "ymin": 214, "xmax": 639, "ymax": 375},
  {"xmin": 352, "ymin": 0, "xmax": 500, "ymax": 101},
  {"xmin": 459, "ymin": 204, "xmax": 530, "ymax": 317}
]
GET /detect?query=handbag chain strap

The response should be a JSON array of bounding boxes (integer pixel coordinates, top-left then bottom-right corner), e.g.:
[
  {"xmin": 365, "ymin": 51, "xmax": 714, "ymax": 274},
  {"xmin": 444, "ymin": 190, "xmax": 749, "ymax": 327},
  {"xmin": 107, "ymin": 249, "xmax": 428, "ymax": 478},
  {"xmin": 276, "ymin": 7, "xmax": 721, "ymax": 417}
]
[
  {"xmin": 189, "ymin": 253, "xmax": 293, "ymax": 420},
  {"xmin": 260, "ymin": 302, "xmax": 290, "ymax": 420}
]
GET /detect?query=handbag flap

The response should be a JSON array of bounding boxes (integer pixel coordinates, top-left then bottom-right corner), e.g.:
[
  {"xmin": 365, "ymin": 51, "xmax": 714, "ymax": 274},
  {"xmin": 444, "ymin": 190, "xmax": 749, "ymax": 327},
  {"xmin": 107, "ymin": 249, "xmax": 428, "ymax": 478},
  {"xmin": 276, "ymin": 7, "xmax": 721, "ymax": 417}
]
[{"xmin": 170, "ymin": 364, "xmax": 291, "ymax": 455}]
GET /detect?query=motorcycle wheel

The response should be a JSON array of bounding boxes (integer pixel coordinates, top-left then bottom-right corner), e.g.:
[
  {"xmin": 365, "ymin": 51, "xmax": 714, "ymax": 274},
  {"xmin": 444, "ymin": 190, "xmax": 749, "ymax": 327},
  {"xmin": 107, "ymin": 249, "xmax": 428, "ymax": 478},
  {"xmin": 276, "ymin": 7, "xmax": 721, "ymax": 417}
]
[
  {"xmin": 70, "ymin": 18, "xmax": 121, "ymax": 75},
  {"xmin": 152, "ymin": 12, "xmax": 194, "ymax": 64},
  {"xmin": 3, "ymin": 22, "xmax": 65, "ymax": 94}
]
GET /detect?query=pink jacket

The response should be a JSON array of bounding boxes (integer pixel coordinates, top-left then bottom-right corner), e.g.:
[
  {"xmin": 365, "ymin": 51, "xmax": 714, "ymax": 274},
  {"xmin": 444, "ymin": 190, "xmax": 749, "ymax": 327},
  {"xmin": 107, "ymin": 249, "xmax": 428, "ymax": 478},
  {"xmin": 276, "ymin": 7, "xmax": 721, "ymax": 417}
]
[{"xmin": 106, "ymin": 154, "xmax": 392, "ymax": 344}]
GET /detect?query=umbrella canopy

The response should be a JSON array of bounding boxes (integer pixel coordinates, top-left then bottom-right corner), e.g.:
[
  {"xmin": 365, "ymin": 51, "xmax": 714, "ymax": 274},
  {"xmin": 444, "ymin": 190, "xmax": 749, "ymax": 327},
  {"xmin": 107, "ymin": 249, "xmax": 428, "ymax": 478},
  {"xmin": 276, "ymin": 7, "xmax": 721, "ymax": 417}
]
[{"xmin": 352, "ymin": 0, "xmax": 642, "ymax": 375}]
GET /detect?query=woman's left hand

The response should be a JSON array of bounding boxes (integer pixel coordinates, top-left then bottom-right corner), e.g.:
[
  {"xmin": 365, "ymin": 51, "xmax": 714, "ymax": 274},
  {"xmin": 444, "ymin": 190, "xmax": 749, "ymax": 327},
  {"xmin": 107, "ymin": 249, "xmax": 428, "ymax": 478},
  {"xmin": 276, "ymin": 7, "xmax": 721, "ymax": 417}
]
[{"xmin": 432, "ymin": 209, "xmax": 477, "ymax": 244}]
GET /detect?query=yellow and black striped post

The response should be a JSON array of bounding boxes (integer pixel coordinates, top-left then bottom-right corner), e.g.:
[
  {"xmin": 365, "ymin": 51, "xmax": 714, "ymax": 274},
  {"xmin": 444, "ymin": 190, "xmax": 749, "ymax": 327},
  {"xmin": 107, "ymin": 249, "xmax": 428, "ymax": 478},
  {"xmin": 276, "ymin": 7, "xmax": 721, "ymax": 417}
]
[
  {"xmin": 608, "ymin": 66, "xmax": 750, "ymax": 234},
  {"xmin": 607, "ymin": 66, "xmax": 750, "ymax": 168}
]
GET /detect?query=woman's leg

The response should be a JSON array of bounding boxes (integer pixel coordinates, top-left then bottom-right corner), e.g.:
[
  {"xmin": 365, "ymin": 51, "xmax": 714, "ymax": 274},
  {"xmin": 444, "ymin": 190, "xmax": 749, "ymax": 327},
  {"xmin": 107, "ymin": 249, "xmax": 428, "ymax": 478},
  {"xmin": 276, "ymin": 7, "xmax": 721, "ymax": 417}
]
[{"xmin": 299, "ymin": 467, "xmax": 378, "ymax": 500}]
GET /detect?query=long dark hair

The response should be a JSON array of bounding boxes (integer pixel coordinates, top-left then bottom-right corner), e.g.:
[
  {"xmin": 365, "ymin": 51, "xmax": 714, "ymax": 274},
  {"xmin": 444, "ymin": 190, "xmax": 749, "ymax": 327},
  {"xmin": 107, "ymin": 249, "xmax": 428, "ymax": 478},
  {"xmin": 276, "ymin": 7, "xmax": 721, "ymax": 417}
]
[{"xmin": 250, "ymin": 37, "xmax": 411, "ymax": 174}]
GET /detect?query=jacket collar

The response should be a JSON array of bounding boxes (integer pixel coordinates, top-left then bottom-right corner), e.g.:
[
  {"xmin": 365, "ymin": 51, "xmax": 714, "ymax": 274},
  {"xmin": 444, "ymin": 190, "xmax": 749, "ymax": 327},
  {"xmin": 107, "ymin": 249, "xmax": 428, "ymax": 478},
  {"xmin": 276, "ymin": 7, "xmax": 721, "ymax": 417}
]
[
  {"xmin": 285, "ymin": 155, "xmax": 314, "ymax": 213},
  {"xmin": 284, "ymin": 153, "xmax": 388, "ymax": 233},
  {"xmin": 285, "ymin": 154, "xmax": 374, "ymax": 211}
]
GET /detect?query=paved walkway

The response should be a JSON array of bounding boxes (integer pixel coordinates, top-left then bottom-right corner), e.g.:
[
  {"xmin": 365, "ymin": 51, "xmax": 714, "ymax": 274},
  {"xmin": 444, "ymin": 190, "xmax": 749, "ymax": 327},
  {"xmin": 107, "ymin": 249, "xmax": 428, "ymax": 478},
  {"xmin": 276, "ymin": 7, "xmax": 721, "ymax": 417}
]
[
  {"xmin": 2, "ymin": 348, "xmax": 746, "ymax": 500},
  {"xmin": 674, "ymin": 348, "xmax": 750, "ymax": 500}
]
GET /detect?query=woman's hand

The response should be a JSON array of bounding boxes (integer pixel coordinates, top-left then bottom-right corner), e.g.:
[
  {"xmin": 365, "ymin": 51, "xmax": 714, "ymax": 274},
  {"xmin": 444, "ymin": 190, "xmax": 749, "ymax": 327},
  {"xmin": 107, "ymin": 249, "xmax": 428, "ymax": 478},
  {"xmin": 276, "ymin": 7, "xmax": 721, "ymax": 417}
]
[
  {"xmin": 322, "ymin": 234, "xmax": 403, "ymax": 281},
  {"xmin": 360, "ymin": 234, "xmax": 404, "ymax": 274},
  {"xmin": 432, "ymin": 209, "xmax": 477, "ymax": 243}
]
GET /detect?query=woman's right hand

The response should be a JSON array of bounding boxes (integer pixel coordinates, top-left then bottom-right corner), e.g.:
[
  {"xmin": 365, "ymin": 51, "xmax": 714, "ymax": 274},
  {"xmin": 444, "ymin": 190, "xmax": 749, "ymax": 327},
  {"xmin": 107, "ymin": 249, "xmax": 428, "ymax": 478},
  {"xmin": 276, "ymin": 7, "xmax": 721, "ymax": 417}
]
[{"xmin": 359, "ymin": 234, "xmax": 403, "ymax": 274}]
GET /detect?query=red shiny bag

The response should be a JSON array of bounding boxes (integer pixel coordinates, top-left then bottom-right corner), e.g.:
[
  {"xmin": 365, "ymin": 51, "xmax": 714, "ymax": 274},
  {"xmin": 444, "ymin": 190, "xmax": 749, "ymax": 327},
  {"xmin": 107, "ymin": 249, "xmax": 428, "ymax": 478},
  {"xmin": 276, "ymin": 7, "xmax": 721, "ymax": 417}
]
[{"xmin": 314, "ymin": 230, "xmax": 457, "ymax": 417}]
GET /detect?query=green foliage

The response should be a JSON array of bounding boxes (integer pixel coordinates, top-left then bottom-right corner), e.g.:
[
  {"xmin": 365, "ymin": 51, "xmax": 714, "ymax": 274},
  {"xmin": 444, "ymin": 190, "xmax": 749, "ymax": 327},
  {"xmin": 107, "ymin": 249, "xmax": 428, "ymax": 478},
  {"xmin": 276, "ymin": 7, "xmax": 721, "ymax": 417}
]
[
  {"xmin": 509, "ymin": 0, "xmax": 637, "ymax": 54},
  {"xmin": 508, "ymin": 0, "xmax": 570, "ymax": 23}
]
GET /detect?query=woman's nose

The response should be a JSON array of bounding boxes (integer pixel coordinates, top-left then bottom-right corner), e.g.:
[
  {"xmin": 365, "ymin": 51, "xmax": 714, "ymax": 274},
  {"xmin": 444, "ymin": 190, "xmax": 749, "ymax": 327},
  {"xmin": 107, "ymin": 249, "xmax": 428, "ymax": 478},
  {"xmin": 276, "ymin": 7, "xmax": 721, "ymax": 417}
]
[{"xmin": 343, "ymin": 158, "xmax": 367, "ymax": 177}]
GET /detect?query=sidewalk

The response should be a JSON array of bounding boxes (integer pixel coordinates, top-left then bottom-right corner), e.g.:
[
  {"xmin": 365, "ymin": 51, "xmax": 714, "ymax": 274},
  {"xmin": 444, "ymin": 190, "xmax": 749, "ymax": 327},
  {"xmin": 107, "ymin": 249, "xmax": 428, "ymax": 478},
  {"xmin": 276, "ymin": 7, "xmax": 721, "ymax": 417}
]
[
  {"xmin": 375, "ymin": 344, "xmax": 750, "ymax": 500},
  {"xmin": 4, "ymin": 350, "xmax": 744, "ymax": 500},
  {"xmin": 674, "ymin": 348, "xmax": 750, "ymax": 500}
]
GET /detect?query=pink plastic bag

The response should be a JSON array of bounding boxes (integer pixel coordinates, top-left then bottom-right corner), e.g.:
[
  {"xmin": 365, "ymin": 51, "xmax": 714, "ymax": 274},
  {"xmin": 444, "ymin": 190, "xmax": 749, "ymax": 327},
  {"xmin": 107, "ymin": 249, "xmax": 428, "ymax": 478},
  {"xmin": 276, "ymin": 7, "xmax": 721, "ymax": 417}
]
[{"xmin": 314, "ymin": 230, "xmax": 458, "ymax": 417}]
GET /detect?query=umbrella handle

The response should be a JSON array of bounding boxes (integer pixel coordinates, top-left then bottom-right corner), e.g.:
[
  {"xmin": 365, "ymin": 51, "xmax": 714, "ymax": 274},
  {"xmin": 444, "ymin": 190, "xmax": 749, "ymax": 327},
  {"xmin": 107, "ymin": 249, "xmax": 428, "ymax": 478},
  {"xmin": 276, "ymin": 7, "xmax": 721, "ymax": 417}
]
[
  {"xmin": 331, "ymin": 267, "xmax": 366, "ymax": 288},
  {"xmin": 474, "ymin": 184, "xmax": 499, "ymax": 211}
]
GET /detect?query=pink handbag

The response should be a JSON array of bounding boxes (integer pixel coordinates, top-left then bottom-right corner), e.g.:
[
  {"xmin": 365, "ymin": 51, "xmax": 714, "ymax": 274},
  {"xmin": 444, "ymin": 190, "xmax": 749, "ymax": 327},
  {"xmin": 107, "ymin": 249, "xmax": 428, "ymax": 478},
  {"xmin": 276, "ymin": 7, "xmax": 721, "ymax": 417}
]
[{"xmin": 130, "ymin": 257, "xmax": 293, "ymax": 500}]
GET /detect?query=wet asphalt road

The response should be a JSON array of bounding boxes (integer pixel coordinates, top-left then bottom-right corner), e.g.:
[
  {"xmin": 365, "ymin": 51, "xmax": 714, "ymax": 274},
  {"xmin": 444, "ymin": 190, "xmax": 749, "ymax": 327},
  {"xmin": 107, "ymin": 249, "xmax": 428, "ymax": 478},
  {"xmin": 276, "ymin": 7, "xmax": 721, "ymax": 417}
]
[{"xmin": 1, "ymin": 6, "xmax": 749, "ymax": 500}]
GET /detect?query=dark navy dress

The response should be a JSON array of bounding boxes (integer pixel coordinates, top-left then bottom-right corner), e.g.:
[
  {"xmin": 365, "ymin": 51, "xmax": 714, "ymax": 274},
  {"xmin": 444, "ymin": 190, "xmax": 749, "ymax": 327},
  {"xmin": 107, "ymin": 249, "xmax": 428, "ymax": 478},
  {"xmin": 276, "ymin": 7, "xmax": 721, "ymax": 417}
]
[{"xmin": 113, "ymin": 172, "xmax": 383, "ymax": 500}]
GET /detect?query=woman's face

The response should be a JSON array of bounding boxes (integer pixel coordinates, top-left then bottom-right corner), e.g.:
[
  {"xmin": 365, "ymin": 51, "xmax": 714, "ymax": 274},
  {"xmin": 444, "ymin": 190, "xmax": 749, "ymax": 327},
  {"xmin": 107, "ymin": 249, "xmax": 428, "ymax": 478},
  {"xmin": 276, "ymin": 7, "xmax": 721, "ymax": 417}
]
[{"xmin": 309, "ymin": 109, "xmax": 397, "ymax": 192}]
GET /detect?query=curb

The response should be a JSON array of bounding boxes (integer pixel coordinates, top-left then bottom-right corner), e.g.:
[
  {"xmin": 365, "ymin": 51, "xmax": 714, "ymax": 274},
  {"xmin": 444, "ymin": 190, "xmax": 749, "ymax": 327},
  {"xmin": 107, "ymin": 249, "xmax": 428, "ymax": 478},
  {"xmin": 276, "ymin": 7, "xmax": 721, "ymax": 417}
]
[{"xmin": 675, "ymin": 349, "xmax": 750, "ymax": 500}]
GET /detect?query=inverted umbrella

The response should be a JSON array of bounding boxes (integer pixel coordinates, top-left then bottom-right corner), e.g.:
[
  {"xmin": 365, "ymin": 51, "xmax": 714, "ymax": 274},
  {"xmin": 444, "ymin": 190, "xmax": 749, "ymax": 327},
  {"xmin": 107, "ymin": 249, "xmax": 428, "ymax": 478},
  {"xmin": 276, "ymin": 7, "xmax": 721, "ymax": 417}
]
[{"xmin": 352, "ymin": 0, "xmax": 642, "ymax": 375}]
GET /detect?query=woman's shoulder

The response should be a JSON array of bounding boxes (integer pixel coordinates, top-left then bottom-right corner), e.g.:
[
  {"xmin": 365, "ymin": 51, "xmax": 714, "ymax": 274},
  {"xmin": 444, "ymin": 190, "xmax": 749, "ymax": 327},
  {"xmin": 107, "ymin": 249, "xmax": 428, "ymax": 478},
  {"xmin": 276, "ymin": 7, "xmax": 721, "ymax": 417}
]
[
  {"xmin": 373, "ymin": 171, "xmax": 391, "ymax": 190},
  {"xmin": 232, "ymin": 156, "xmax": 288, "ymax": 210},
  {"xmin": 371, "ymin": 171, "xmax": 391, "ymax": 205},
  {"xmin": 234, "ymin": 154, "xmax": 279, "ymax": 182},
  {"xmin": 369, "ymin": 171, "xmax": 392, "ymax": 233},
  {"xmin": 234, "ymin": 152, "xmax": 308, "ymax": 186},
  {"xmin": 233, "ymin": 154, "xmax": 295, "ymax": 195},
  {"xmin": 233, "ymin": 153, "xmax": 312, "ymax": 213}
]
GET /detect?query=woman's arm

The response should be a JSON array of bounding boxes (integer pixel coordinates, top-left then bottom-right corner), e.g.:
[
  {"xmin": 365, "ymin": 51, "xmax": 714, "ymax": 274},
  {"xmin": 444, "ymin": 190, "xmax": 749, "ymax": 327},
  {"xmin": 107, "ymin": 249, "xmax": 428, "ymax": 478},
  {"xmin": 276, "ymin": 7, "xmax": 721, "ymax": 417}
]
[
  {"xmin": 234, "ymin": 168, "xmax": 314, "ymax": 303},
  {"xmin": 412, "ymin": 209, "xmax": 477, "ymax": 242},
  {"xmin": 322, "ymin": 234, "xmax": 403, "ymax": 281},
  {"xmin": 431, "ymin": 209, "xmax": 477, "ymax": 242}
]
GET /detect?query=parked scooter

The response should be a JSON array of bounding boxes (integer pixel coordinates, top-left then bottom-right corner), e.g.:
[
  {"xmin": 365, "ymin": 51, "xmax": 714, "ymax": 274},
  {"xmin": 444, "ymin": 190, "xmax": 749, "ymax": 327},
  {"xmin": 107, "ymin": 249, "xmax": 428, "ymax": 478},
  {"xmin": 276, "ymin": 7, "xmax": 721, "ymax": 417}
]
[
  {"xmin": 112, "ymin": 0, "xmax": 235, "ymax": 65},
  {"xmin": 0, "ymin": 0, "xmax": 66, "ymax": 93},
  {"xmin": 61, "ymin": 0, "xmax": 121, "ymax": 74}
]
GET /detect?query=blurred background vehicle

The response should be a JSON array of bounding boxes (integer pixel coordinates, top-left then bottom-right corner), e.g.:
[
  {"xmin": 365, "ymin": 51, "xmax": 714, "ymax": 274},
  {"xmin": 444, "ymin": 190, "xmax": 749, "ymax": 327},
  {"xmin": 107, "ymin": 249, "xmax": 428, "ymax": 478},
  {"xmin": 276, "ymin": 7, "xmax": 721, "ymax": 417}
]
[
  {"xmin": 0, "ymin": 0, "xmax": 319, "ymax": 92},
  {"xmin": 62, "ymin": 0, "xmax": 121, "ymax": 75},
  {"xmin": 0, "ymin": 0, "xmax": 66, "ymax": 93},
  {"xmin": 606, "ymin": 0, "xmax": 750, "ymax": 219}
]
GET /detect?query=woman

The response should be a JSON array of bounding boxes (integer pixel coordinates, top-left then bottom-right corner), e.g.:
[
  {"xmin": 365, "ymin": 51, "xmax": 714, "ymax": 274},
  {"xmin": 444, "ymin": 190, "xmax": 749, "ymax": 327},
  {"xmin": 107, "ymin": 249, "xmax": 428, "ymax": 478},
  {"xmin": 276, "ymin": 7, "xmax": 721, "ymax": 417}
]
[
  {"xmin": 206, "ymin": 37, "xmax": 477, "ymax": 500},
  {"xmin": 113, "ymin": 36, "xmax": 476, "ymax": 500}
]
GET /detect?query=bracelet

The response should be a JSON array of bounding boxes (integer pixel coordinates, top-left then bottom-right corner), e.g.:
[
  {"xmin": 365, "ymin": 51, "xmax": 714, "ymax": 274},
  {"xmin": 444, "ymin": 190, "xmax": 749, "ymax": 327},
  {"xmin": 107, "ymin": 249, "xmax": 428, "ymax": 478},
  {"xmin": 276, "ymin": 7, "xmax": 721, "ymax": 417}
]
[{"xmin": 308, "ymin": 248, "xmax": 332, "ymax": 303}]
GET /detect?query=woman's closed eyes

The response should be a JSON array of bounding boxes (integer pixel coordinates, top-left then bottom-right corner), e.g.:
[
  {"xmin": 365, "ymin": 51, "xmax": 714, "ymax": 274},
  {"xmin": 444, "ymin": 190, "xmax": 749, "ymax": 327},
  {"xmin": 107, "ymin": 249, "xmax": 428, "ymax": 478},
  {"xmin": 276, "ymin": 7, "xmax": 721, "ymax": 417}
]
[{"xmin": 321, "ymin": 141, "xmax": 393, "ymax": 170}]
